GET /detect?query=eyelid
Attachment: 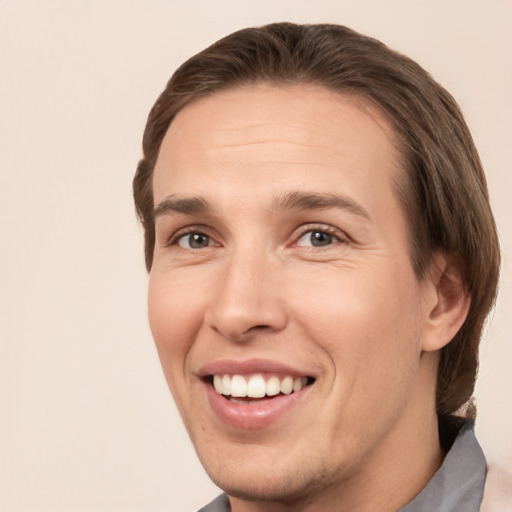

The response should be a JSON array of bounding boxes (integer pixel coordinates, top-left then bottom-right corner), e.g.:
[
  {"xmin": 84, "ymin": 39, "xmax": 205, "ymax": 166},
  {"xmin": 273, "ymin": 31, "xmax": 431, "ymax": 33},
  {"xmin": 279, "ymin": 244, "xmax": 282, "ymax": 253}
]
[
  {"xmin": 166, "ymin": 225, "xmax": 219, "ymax": 248},
  {"xmin": 162, "ymin": 222, "xmax": 350, "ymax": 249},
  {"xmin": 291, "ymin": 223, "xmax": 350, "ymax": 247}
]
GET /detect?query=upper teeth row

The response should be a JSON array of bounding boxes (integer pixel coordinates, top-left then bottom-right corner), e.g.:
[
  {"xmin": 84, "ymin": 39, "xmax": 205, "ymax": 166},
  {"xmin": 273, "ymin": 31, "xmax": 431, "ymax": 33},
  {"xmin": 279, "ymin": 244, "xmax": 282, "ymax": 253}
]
[{"xmin": 213, "ymin": 374, "xmax": 308, "ymax": 398}]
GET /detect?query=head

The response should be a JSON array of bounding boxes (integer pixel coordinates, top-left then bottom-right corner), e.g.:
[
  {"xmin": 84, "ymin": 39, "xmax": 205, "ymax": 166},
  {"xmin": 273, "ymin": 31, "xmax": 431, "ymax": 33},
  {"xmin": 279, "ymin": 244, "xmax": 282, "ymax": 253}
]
[{"xmin": 134, "ymin": 22, "xmax": 500, "ymax": 423}]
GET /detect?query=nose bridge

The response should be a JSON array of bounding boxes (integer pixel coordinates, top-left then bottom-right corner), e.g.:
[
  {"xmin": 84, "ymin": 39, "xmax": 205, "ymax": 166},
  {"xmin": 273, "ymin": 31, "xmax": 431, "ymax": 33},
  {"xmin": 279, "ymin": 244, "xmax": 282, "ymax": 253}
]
[{"xmin": 205, "ymin": 243, "xmax": 287, "ymax": 341}]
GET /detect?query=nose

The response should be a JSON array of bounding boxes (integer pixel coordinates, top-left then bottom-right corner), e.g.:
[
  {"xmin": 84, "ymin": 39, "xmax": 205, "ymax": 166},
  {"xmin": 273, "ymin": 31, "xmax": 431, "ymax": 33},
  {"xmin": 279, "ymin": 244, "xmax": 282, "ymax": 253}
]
[{"xmin": 204, "ymin": 250, "xmax": 288, "ymax": 342}]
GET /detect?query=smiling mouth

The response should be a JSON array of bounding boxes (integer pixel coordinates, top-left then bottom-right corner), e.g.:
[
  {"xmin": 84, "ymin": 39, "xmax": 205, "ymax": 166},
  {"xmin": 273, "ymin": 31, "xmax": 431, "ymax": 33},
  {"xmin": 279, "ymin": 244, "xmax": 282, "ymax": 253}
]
[{"xmin": 209, "ymin": 374, "xmax": 315, "ymax": 404}]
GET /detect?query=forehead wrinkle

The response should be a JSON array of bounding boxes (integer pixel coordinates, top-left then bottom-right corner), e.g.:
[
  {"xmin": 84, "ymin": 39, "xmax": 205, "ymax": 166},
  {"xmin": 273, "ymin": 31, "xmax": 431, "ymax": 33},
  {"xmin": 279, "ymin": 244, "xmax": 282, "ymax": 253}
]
[
  {"xmin": 197, "ymin": 118, "xmax": 338, "ymax": 150},
  {"xmin": 205, "ymin": 139, "xmax": 329, "ymax": 151}
]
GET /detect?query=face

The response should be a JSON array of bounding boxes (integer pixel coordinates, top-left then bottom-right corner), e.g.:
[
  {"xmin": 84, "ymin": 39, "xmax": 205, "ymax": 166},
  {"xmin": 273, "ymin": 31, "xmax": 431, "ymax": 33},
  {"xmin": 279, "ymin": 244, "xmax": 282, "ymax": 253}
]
[{"xmin": 149, "ymin": 85, "xmax": 439, "ymax": 504}]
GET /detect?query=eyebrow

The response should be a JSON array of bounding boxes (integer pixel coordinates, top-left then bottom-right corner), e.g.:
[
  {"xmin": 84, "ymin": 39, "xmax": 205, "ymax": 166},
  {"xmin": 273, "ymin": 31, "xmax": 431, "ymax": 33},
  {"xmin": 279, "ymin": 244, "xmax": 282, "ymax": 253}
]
[
  {"xmin": 153, "ymin": 191, "xmax": 370, "ymax": 220},
  {"xmin": 270, "ymin": 191, "xmax": 370, "ymax": 219},
  {"xmin": 154, "ymin": 196, "xmax": 212, "ymax": 218}
]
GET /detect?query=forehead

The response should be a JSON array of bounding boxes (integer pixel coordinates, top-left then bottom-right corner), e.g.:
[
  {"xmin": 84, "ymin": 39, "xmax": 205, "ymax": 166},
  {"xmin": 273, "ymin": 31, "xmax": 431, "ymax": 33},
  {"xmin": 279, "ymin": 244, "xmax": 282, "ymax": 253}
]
[{"xmin": 153, "ymin": 84, "xmax": 402, "ymax": 213}]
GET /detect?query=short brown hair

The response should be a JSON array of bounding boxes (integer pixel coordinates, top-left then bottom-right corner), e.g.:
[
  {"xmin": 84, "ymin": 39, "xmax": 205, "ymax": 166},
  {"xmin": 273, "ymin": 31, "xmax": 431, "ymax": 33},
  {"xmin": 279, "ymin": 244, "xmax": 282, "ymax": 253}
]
[{"xmin": 133, "ymin": 22, "xmax": 500, "ymax": 419}]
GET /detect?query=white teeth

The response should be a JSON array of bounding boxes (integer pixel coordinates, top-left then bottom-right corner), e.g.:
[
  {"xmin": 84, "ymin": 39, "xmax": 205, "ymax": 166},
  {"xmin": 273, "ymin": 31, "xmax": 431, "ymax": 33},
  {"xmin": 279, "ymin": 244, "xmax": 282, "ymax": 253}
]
[
  {"xmin": 266, "ymin": 376, "xmax": 281, "ymax": 396},
  {"xmin": 213, "ymin": 374, "xmax": 223, "ymax": 394},
  {"xmin": 212, "ymin": 373, "xmax": 311, "ymax": 398},
  {"xmin": 280, "ymin": 376, "xmax": 293, "ymax": 395},
  {"xmin": 247, "ymin": 375, "xmax": 266, "ymax": 398},
  {"xmin": 221, "ymin": 375, "xmax": 231, "ymax": 395},
  {"xmin": 231, "ymin": 375, "xmax": 248, "ymax": 397},
  {"xmin": 293, "ymin": 377, "xmax": 307, "ymax": 392}
]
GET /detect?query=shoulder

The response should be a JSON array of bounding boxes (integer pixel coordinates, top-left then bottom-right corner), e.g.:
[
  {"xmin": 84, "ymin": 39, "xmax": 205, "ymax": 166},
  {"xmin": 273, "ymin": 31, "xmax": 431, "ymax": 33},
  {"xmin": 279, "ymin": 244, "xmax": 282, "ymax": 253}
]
[
  {"xmin": 197, "ymin": 493, "xmax": 230, "ymax": 512},
  {"xmin": 480, "ymin": 463, "xmax": 512, "ymax": 512}
]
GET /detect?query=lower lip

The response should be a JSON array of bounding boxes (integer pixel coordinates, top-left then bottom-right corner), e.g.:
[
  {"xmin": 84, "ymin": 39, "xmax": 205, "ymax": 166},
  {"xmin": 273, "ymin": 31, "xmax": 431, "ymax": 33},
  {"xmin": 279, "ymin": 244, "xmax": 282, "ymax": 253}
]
[{"xmin": 204, "ymin": 381, "xmax": 311, "ymax": 430}]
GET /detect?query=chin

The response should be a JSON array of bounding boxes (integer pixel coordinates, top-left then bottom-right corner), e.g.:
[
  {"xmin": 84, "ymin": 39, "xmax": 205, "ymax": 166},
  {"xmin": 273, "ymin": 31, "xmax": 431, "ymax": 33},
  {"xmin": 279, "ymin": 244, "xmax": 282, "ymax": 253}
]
[{"xmin": 199, "ymin": 449, "xmax": 342, "ymax": 505}]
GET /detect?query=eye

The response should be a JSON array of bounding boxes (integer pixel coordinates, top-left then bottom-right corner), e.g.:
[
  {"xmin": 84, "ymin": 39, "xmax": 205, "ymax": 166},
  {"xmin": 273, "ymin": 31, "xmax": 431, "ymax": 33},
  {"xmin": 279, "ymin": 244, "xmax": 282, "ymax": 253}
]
[
  {"xmin": 296, "ymin": 230, "xmax": 337, "ymax": 247},
  {"xmin": 176, "ymin": 232, "xmax": 213, "ymax": 249}
]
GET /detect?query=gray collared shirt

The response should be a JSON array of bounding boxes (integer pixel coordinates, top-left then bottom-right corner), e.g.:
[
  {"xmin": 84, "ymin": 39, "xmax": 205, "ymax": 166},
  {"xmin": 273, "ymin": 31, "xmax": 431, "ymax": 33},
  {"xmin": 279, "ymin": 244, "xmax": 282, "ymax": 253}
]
[
  {"xmin": 399, "ymin": 422, "xmax": 486, "ymax": 511},
  {"xmin": 198, "ymin": 422, "xmax": 486, "ymax": 512}
]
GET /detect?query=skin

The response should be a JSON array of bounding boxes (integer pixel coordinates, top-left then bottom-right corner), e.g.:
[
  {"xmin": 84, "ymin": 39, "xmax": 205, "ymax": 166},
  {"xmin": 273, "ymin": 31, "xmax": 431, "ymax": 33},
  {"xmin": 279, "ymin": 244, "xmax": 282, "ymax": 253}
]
[{"xmin": 148, "ymin": 85, "xmax": 469, "ymax": 512}]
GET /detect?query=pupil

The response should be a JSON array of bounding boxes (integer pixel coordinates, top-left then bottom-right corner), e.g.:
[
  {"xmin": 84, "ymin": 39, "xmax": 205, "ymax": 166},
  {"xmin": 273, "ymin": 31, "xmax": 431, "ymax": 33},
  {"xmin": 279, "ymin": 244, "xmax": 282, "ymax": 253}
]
[
  {"xmin": 311, "ymin": 231, "xmax": 332, "ymax": 246},
  {"xmin": 190, "ymin": 233, "xmax": 208, "ymax": 248}
]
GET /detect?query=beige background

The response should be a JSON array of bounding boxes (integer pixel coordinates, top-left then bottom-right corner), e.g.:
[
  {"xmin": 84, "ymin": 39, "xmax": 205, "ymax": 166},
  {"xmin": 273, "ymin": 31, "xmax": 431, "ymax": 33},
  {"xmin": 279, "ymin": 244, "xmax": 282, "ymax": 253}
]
[{"xmin": 1, "ymin": 1, "xmax": 511, "ymax": 510}]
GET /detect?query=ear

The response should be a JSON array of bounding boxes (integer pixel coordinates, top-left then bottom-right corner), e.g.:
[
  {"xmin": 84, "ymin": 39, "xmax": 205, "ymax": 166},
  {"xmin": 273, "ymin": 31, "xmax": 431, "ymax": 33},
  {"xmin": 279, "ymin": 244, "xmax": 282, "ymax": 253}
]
[{"xmin": 421, "ymin": 253, "xmax": 471, "ymax": 352}]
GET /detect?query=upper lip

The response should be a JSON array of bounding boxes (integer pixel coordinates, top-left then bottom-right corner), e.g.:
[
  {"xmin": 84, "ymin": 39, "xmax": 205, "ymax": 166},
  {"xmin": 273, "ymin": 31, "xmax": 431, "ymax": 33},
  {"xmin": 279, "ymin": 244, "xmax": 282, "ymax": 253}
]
[{"xmin": 197, "ymin": 358, "xmax": 314, "ymax": 378}]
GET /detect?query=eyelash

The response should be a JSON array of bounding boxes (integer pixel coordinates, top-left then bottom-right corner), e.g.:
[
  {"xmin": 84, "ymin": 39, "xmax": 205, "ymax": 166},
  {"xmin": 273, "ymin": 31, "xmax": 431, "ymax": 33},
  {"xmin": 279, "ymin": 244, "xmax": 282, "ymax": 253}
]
[
  {"xmin": 166, "ymin": 223, "xmax": 350, "ymax": 249},
  {"xmin": 293, "ymin": 224, "xmax": 350, "ymax": 248},
  {"xmin": 167, "ymin": 225, "xmax": 216, "ymax": 248}
]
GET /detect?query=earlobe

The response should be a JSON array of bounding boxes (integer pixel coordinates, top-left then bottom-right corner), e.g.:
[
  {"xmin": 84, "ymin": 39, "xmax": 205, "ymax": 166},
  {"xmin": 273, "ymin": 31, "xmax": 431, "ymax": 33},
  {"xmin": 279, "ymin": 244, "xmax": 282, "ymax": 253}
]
[{"xmin": 422, "ymin": 253, "xmax": 471, "ymax": 352}]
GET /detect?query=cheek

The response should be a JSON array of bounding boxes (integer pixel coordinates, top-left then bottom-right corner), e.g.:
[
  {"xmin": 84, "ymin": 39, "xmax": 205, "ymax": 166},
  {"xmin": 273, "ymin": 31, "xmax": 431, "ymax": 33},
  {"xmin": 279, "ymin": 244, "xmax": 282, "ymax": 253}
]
[
  {"xmin": 287, "ymin": 261, "xmax": 424, "ymax": 371},
  {"xmin": 147, "ymin": 271, "xmax": 207, "ymax": 382},
  {"xmin": 287, "ymin": 264, "xmax": 426, "ymax": 438}
]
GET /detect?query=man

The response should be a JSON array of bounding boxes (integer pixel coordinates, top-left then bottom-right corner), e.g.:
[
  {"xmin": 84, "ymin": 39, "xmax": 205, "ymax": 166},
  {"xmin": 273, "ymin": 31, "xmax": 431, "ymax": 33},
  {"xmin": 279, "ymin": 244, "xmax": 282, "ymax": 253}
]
[{"xmin": 133, "ymin": 23, "xmax": 508, "ymax": 511}]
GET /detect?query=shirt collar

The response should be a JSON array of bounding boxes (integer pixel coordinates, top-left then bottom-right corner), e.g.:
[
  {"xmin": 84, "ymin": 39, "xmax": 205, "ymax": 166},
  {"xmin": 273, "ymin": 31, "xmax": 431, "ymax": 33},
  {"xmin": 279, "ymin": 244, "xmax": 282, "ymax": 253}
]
[{"xmin": 399, "ymin": 420, "xmax": 486, "ymax": 512}]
